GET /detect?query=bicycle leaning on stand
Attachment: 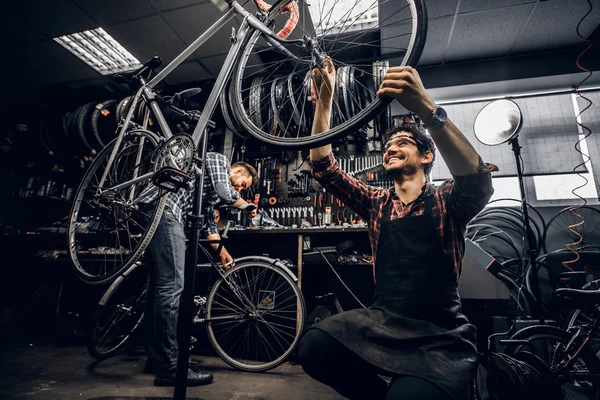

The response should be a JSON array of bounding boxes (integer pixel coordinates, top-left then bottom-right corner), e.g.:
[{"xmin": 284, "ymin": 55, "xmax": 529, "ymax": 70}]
[{"xmin": 88, "ymin": 205, "xmax": 305, "ymax": 372}]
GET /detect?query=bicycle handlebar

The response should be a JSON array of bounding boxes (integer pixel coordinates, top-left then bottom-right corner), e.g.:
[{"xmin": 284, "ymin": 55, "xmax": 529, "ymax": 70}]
[{"xmin": 253, "ymin": 0, "xmax": 299, "ymax": 39}]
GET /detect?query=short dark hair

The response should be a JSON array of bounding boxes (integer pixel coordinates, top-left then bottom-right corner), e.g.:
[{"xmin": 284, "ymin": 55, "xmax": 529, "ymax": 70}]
[
  {"xmin": 232, "ymin": 161, "xmax": 258, "ymax": 186},
  {"xmin": 383, "ymin": 123, "xmax": 436, "ymax": 177}
]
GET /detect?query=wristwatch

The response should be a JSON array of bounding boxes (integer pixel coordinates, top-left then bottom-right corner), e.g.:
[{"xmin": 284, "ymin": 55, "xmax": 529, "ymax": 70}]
[{"xmin": 422, "ymin": 105, "xmax": 448, "ymax": 130}]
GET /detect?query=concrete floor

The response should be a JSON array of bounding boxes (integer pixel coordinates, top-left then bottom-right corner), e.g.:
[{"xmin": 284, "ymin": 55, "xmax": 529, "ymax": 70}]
[{"xmin": 0, "ymin": 337, "xmax": 344, "ymax": 400}]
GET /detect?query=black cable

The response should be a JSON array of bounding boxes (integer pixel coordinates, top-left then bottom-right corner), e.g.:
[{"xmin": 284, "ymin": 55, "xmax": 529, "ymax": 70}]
[{"xmin": 303, "ymin": 237, "xmax": 367, "ymax": 309}]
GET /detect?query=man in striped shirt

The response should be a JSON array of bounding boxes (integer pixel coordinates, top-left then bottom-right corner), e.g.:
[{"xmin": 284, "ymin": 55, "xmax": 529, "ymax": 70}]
[{"xmin": 143, "ymin": 152, "xmax": 257, "ymax": 386}]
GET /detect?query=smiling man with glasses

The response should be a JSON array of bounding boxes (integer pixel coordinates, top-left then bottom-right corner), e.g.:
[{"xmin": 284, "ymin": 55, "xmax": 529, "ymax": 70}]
[{"xmin": 296, "ymin": 59, "xmax": 498, "ymax": 400}]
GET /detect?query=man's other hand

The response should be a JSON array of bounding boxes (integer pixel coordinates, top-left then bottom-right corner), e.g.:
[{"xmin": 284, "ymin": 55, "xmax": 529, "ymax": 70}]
[
  {"xmin": 220, "ymin": 251, "xmax": 235, "ymax": 270},
  {"xmin": 376, "ymin": 66, "xmax": 435, "ymax": 121},
  {"xmin": 311, "ymin": 57, "xmax": 335, "ymax": 104}
]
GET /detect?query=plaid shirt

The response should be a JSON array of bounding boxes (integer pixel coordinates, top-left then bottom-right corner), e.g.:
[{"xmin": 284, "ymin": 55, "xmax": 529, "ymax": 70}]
[
  {"xmin": 140, "ymin": 152, "xmax": 240, "ymax": 236},
  {"xmin": 310, "ymin": 153, "xmax": 497, "ymax": 275}
]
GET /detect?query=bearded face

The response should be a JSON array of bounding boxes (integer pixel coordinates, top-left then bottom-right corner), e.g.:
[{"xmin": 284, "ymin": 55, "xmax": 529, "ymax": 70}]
[{"xmin": 382, "ymin": 134, "xmax": 424, "ymax": 177}]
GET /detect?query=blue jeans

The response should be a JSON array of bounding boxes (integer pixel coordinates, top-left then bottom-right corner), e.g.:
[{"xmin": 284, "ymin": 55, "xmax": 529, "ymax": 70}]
[{"xmin": 144, "ymin": 209, "xmax": 186, "ymax": 370}]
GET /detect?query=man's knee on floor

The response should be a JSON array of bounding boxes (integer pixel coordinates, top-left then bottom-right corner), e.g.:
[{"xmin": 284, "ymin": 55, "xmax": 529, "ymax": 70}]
[
  {"xmin": 386, "ymin": 376, "xmax": 452, "ymax": 400},
  {"xmin": 297, "ymin": 329, "xmax": 336, "ymax": 368}
]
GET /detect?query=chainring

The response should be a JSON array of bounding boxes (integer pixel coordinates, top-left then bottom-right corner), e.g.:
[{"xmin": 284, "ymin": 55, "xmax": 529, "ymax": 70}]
[{"xmin": 151, "ymin": 134, "xmax": 196, "ymax": 174}]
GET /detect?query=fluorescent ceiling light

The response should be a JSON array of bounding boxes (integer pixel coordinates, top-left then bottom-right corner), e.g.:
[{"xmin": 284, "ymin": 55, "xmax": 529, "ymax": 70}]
[
  {"xmin": 54, "ymin": 28, "xmax": 142, "ymax": 75},
  {"xmin": 307, "ymin": 0, "xmax": 378, "ymax": 35}
]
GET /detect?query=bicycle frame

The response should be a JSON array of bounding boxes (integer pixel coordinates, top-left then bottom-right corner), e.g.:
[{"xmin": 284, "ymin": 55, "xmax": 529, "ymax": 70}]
[{"xmin": 97, "ymin": 0, "xmax": 296, "ymax": 195}]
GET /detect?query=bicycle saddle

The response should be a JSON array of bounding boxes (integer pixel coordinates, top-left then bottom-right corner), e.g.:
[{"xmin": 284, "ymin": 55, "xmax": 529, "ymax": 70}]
[
  {"xmin": 554, "ymin": 287, "xmax": 600, "ymax": 309},
  {"xmin": 170, "ymin": 88, "xmax": 203, "ymax": 109},
  {"xmin": 114, "ymin": 56, "xmax": 162, "ymax": 83}
]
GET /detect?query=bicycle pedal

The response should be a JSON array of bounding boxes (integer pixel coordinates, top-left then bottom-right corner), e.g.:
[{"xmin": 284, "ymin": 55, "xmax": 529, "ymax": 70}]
[
  {"xmin": 152, "ymin": 166, "xmax": 191, "ymax": 192},
  {"xmin": 194, "ymin": 296, "xmax": 207, "ymax": 307}
]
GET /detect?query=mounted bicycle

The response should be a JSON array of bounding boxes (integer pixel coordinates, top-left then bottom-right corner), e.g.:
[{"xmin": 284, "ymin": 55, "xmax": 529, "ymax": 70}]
[{"xmin": 67, "ymin": 0, "xmax": 428, "ymax": 285}]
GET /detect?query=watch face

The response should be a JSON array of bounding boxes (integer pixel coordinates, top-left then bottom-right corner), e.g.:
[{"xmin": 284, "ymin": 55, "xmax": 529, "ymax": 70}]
[
  {"xmin": 435, "ymin": 106, "xmax": 448, "ymax": 122},
  {"xmin": 424, "ymin": 106, "xmax": 447, "ymax": 130}
]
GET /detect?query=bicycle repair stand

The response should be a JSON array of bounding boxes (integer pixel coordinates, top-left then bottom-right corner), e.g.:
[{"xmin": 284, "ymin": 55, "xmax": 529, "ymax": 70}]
[{"xmin": 174, "ymin": 133, "xmax": 209, "ymax": 400}]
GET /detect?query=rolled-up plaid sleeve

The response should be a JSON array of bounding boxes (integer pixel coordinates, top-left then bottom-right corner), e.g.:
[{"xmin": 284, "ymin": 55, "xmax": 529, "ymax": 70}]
[
  {"xmin": 207, "ymin": 153, "xmax": 240, "ymax": 205},
  {"xmin": 310, "ymin": 153, "xmax": 377, "ymax": 222},
  {"xmin": 447, "ymin": 159, "xmax": 499, "ymax": 227}
]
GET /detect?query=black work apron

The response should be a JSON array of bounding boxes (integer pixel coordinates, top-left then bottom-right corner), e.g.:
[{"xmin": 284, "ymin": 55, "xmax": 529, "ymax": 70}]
[{"xmin": 310, "ymin": 195, "xmax": 478, "ymax": 400}]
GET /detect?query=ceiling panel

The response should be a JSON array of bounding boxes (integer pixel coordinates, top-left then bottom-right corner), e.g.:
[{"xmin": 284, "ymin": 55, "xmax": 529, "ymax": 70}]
[
  {"xmin": 149, "ymin": 0, "xmax": 206, "ymax": 12},
  {"xmin": 512, "ymin": 0, "xmax": 600, "ymax": 54},
  {"xmin": 3, "ymin": 0, "xmax": 599, "ymax": 93},
  {"xmin": 198, "ymin": 53, "xmax": 229, "ymax": 77},
  {"xmin": 17, "ymin": 40, "xmax": 100, "ymax": 88},
  {"xmin": 162, "ymin": 2, "xmax": 239, "ymax": 59},
  {"xmin": 75, "ymin": 0, "xmax": 157, "ymax": 26},
  {"xmin": 13, "ymin": 0, "xmax": 97, "ymax": 38},
  {"xmin": 104, "ymin": 15, "xmax": 188, "ymax": 65},
  {"xmin": 417, "ymin": 16, "xmax": 453, "ymax": 66},
  {"xmin": 447, "ymin": 4, "xmax": 535, "ymax": 63},
  {"xmin": 1, "ymin": 14, "xmax": 46, "ymax": 48},
  {"xmin": 458, "ymin": 0, "xmax": 536, "ymax": 14},
  {"xmin": 426, "ymin": 0, "xmax": 458, "ymax": 19},
  {"xmin": 163, "ymin": 60, "xmax": 211, "ymax": 85}
]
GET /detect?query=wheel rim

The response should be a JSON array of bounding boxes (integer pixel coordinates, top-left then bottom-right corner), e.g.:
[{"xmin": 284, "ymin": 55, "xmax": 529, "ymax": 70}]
[
  {"xmin": 90, "ymin": 270, "xmax": 147, "ymax": 358},
  {"xmin": 68, "ymin": 136, "xmax": 165, "ymax": 284},
  {"xmin": 505, "ymin": 328, "xmax": 600, "ymax": 400},
  {"xmin": 230, "ymin": 0, "xmax": 427, "ymax": 148},
  {"xmin": 543, "ymin": 206, "xmax": 600, "ymax": 254}
]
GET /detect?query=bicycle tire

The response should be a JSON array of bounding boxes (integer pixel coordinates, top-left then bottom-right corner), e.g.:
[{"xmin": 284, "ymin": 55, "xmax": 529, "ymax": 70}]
[
  {"xmin": 88, "ymin": 261, "xmax": 147, "ymax": 360},
  {"xmin": 566, "ymin": 279, "xmax": 600, "ymax": 353},
  {"xmin": 502, "ymin": 324, "xmax": 600, "ymax": 397},
  {"xmin": 90, "ymin": 99, "xmax": 120, "ymax": 149},
  {"xmin": 496, "ymin": 270, "xmax": 531, "ymax": 317},
  {"xmin": 75, "ymin": 102, "xmax": 99, "ymax": 154},
  {"xmin": 543, "ymin": 205, "xmax": 600, "ymax": 254},
  {"xmin": 68, "ymin": 136, "xmax": 166, "ymax": 285},
  {"xmin": 486, "ymin": 198, "xmax": 546, "ymax": 227},
  {"xmin": 206, "ymin": 261, "xmax": 306, "ymax": 372},
  {"xmin": 65, "ymin": 105, "xmax": 89, "ymax": 155},
  {"xmin": 230, "ymin": 0, "xmax": 427, "ymax": 149},
  {"xmin": 475, "ymin": 207, "xmax": 543, "ymax": 254}
]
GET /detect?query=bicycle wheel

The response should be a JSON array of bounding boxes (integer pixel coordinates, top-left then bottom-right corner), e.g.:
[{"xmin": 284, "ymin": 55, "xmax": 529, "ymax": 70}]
[
  {"xmin": 230, "ymin": 0, "xmax": 427, "ymax": 148},
  {"xmin": 68, "ymin": 133, "xmax": 166, "ymax": 284},
  {"xmin": 88, "ymin": 262, "xmax": 147, "ymax": 360},
  {"xmin": 543, "ymin": 205, "xmax": 600, "ymax": 254},
  {"xmin": 502, "ymin": 325, "xmax": 600, "ymax": 399},
  {"xmin": 567, "ymin": 279, "xmax": 600, "ymax": 355},
  {"xmin": 206, "ymin": 261, "xmax": 305, "ymax": 372}
]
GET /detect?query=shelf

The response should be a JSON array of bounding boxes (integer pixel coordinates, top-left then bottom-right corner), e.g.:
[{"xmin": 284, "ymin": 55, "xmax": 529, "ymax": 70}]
[
  {"xmin": 228, "ymin": 226, "xmax": 369, "ymax": 235},
  {"xmin": 12, "ymin": 195, "xmax": 71, "ymax": 204}
]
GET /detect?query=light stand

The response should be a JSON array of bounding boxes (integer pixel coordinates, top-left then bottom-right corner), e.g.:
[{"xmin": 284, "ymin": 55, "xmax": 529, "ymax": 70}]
[{"xmin": 473, "ymin": 99, "xmax": 544, "ymax": 321}]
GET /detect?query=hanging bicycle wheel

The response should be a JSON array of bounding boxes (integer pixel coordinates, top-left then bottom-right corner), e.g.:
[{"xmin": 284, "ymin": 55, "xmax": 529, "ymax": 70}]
[
  {"xmin": 502, "ymin": 325, "xmax": 600, "ymax": 399},
  {"xmin": 543, "ymin": 205, "xmax": 600, "ymax": 254},
  {"xmin": 230, "ymin": 0, "xmax": 427, "ymax": 148},
  {"xmin": 68, "ymin": 132, "xmax": 166, "ymax": 285},
  {"xmin": 206, "ymin": 261, "xmax": 305, "ymax": 372},
  {"xmin": 567, "ymin": 279, "xmax": 600, "ymax": 355},
  {"xmin": 88, "ymin": 262, "xmax": 147, "ymax": 360}
]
